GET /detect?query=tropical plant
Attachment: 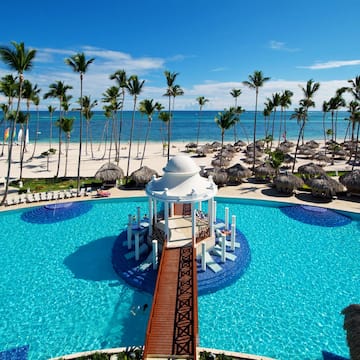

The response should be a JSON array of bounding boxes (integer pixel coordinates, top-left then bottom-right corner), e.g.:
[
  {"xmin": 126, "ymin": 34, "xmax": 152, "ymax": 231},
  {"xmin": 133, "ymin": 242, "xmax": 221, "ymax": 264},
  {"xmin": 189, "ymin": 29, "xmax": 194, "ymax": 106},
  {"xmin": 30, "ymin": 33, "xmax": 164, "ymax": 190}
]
[
  {"xmin": 56, "ymin": 117, "xmax": 74, "ymax": 177},
  {"xmin": 139, "ymin": 99, "xmax": 162, "ymax": 167},
  {"xmin": 110, "ymin": 69, "xmax": 127, "ymax": 164},
  {"xmin": 267, "ymin": 92, "xmax": 281, "ymax": 149},
  {"xmin": 0, "ymin": 41, "xmax": 36, "ymax": 205},
  {"xmin": 214, "ymin": 109, "xmax": 238, "ymax": 167},
  {"xmin": 158, "ymin": 111, "xmax": 170, "ymax": 156},
  {"xmin": 81, "ymin": 95, "xmax": 98, "ymax": 158},
  {"xmin": 125, "ymin": 75, "xmax": 145, "ymax": 180},
  {"xmin": 278, "ymin": 89, "xmax": 293, "ymax": 144},
  {"xmin": 65, "ymin": 52, "xmax": 95, "ymax": 194},
  {"xmin": 47, "ymin": 105, "xmax": 56, "ymax": 150},
  {"xmin": 102, "ymin": 86, "xmax": 121, "ymax": 162},
  {"xmin": 243, "ymin": 70, "xmax": 270, "ymax": 170},
  {"xmin": 230, "ymin": 88, "xmax": 241, "ymax": 142},
  {"xmin": 291, "ymin": 107, "xmax": 307, "ymax": 173},
  {"xmin": 196, "ymin": 96, "xmax": 209, "ymax": 146},
  {"xmin": 43, "ymin": 81, "xmax": 73, "ymax": 177},
  {"xmin": 322, "ymin": 101, "xmax": 330, "ymax": 155},
  {"xmin": 29, "ymin": 94, "xmax": 41, "ymax": 160},
  {"xmin": 163, "ymin": 71, "xmax": 183, "ymax": 160}
]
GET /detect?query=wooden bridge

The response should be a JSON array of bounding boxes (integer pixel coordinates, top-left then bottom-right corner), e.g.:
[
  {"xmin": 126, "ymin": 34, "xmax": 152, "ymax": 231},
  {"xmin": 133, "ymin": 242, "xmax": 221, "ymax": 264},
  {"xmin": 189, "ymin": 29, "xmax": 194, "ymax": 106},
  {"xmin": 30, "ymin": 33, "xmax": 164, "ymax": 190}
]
[{"xmin": 144, "ymin": 244, "xmax": 198, "ymax": 359}]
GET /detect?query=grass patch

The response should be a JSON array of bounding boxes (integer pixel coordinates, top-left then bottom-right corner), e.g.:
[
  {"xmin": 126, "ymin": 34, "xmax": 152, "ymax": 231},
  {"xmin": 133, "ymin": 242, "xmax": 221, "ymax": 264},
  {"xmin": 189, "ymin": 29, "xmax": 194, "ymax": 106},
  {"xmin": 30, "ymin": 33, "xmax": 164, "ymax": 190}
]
[{"xmin": 11, "ymin": 177, "xmax": 102, "ymax": 193}]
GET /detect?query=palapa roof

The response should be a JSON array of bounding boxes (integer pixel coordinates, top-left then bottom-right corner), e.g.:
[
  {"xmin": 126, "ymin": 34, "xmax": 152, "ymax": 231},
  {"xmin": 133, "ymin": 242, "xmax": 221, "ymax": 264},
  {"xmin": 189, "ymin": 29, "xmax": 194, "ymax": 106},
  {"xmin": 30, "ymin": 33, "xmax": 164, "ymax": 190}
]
[
  {"xmin": 273, "ymin": 173, "xmax": 304, "ymax": 194},
  {"xmin": 95, "ymin": 162, "xmax": 124, "ymax": 182},
  {"xmin": 145, "ymin": 155, "xmax": 217, "ymax": 203},
  {"xmin": 298, "ymin": 162, "xmax": 327, "ymax": 177},
  {"xmin": 130, "ymin": 166, "xmax": 158, "ymax": 187},
  {"xmin": 339, "ymin": 170, "xmax": 360, "ymax": 193}
]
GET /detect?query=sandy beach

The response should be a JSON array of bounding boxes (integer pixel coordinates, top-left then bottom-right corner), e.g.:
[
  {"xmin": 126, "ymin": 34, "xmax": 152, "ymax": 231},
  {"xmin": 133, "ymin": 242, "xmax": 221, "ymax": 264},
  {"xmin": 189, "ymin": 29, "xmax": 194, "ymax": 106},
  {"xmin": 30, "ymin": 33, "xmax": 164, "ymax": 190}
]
[{"xmin": 0, "ymin": 139, "xmax": 355, "ymax": 180}]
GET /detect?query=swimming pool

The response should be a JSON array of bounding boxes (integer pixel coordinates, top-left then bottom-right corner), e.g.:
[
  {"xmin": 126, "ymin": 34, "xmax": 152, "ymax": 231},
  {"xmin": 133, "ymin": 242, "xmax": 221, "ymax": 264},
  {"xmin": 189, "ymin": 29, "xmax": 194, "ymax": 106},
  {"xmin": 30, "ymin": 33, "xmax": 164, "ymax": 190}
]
[{"xmin": 0, "ymin": 197, "xmax": 358, "ymax": 359}]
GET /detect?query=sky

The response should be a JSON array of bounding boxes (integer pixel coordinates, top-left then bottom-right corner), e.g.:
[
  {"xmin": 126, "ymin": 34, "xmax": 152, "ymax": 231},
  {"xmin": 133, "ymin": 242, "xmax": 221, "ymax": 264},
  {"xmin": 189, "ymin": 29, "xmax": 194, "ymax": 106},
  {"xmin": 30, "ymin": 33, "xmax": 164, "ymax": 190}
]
[{"xmin": 0, "ymin": 0, "xmax": 360, "ymax": 111}]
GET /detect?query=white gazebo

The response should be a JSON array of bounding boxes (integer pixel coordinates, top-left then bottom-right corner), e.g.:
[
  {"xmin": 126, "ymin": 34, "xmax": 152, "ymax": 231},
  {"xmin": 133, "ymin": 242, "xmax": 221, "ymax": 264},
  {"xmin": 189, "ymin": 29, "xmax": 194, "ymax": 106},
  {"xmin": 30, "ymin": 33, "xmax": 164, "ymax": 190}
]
[{"xmin": 145, "ymin": 155, "xmax": 218, "ymax": 249}]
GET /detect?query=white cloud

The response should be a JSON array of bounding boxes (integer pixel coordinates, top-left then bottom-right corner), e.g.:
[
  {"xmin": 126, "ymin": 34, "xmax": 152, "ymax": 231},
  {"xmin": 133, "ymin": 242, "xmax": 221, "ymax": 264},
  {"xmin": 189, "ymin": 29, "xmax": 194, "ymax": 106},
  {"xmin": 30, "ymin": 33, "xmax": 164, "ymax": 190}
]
[
  {"xmin": 269, "ymin": 40, "xmax": 299, "ymax": 52},
  {"xmin": 299, "ymin": 59, "xmax": 360, "ymax": 70}
]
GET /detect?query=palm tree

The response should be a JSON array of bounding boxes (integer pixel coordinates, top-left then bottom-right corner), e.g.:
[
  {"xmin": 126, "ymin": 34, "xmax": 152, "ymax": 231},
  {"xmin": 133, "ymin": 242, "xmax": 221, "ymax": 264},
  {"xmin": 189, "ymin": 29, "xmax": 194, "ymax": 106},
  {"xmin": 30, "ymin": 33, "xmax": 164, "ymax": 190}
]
[
  {"xmin": 298, "ymin": 79, "xmax": 320, "ymax": 144},
  {"xmin": 268, "ymin": 92, "xmax": 281, "ymax": 149},
  {"xmin": 56, "ymin": 117, "xmax": 74, "ymax": 177},
  {"xmin": 139, "ymin": 99, "xmax": 162, "ymax": 167},
  {"xmin": 322, "ymin": 101, "xmax": 330, "ymax": 155},
  {"xmin": 0, "ymin": 103, "xmax": 9, "ymax": 157},
  {"xmin": 291, "ymin": 107, "xmax": 307, "ymax": 173},
  {"xmin": 110, "ymin": 69, "xmax": 127, "ymax": 164},
  {"xmin": 29, "ymin": 94, "xmax": 41, "ymax": 160},
  {"xmin": 0, "ymin": 41, "xmax": 36, "ymax": 205},
  {"xmin": 43, "ymin": 81, "xmax": 73, "ymax": 177},
  {"xmin": 81, "ymin": 95, "xmax": 98, "ymax": 158},
  {"xmin": 47, "ymin": 105, "xmax": 56, "ymax": 150},
  {"xmin": 65, "ymin": 52, "xmax": 94, "ymax": 194},
  {"xmin": 347, "ymin": 75, "xmax": 360, "ymax": 101},
  {"xmin": 278, "ymin": 89, "xmax": 293, "ymax": 144},
  {"xmin": 158, "ymin": 111, "xmax": 170, "ymax": 156},
  {"xmin": 196, "ymin": 96, "xmax": 209, "ymax": 146},
  {"xmin": 163, "ymin": 71, "xmax": 183, "ymax": 160},
  {"xmin": 102, "ymin": 86, "xmax": 121, "ymax": 162},
  {"xmin": 243, "ymin": 70, "xmax": 270, "ymax": 170},
  {"xmin": 214, "ymin": 109, "xmax": 239, "ymax": 167},
  {"xmin": 125, "ymin": 75, "xmax": 145, "ymax": 180},
  {"xmin": 230, "ymin": 88, "xmax": 242, "ymax": 142}
]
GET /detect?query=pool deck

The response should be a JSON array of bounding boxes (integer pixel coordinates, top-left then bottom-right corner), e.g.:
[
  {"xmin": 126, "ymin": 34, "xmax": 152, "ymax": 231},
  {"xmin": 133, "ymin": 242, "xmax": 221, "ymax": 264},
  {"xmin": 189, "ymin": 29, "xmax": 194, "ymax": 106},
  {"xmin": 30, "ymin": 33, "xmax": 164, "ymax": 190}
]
[{"xmin": 2, "ymin": 180, "xmax": 359, "ymax": 214}]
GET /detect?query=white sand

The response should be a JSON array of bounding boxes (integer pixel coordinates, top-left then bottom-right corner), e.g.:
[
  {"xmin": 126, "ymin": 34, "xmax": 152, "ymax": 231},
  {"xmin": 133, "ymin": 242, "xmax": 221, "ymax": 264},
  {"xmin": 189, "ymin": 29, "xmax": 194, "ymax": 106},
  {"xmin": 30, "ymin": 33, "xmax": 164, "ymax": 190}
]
[{"xmin": 0, "ymin": 139, "xmax": 353, "ymax": 180}]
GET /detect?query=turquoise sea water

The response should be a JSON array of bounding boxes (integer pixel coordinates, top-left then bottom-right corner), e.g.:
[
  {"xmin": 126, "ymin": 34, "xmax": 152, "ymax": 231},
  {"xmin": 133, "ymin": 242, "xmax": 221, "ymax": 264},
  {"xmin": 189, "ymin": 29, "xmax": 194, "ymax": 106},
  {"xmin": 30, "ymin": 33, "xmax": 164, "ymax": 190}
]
[
  {"xmin": 0, "ymin": 197, "xmax": 359, "ymax": 359},
  {"xmin": 6, "ymin": 110, "xmax": 352, "ymax": 145}
]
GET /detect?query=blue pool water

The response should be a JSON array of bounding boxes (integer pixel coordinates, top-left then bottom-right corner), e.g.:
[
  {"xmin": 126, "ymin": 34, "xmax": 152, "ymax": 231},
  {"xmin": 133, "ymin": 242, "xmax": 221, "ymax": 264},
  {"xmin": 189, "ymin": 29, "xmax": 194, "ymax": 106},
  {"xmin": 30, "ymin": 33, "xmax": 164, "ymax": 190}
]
[{"xmin": 0, "ymin": 197, "xmax": 359, "ymax": 360}]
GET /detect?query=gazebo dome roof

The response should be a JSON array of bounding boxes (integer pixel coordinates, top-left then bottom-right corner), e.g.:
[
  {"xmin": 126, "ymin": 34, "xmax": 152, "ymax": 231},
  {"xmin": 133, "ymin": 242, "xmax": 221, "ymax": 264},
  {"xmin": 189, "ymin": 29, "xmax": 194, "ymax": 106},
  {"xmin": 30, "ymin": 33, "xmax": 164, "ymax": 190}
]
[
  {"xmin": 146, "ymin": 155, "xmax": 217, "ymax": 203},
  {"xmin": 163, "ymin": 155, "xmax": 200, "ymax": 175}
]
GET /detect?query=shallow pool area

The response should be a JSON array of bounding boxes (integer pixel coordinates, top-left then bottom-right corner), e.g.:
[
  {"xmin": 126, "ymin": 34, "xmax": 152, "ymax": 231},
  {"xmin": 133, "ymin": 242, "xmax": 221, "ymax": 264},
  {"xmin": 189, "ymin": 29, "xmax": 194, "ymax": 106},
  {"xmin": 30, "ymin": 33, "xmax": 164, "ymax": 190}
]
[{"xmin": 0, "ymin": 197, "xmax": 359, "ymax": 359}]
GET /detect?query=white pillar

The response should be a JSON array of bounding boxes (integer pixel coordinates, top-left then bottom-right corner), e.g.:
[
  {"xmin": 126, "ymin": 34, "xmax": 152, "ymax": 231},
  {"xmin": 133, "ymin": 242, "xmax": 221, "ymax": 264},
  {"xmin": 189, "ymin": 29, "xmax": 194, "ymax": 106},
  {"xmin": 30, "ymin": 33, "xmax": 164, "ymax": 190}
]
[
  {"xmin": 170, "ymin": 202, "xmax": 174, "ymax": 217},
  {"xmin": 221, "ymin": 236, "xmax": 226, "ymax": 263},
  {"xmin": 208, "ymin": 198, "xmax": 214, "ymax": 236},
  {"xmin": 225, "ymin": 207, "xmax": 229, "ymax": 230},
  {"xmin": 198, "ymin": 201, "xmax": 202, "ymax": 211},
  {"xmin": 154, "ymin": 199, "xmax": 158, "ymax": 224},
  {"xmin": 230, "ymin": 223, "xmax": 236, "ymax": 251},
  {"xmin": 191, "ymin": 203, "xmax": 196, "ymax": 246},
  {"xmin": 164, "ymin": 202, "xmax": 169, "ymax": 243},
  {"xmin": 213, "ymin": 200, "xmax": 217, "ymax": 224},
  {"xmin": 127, "ymin": 214, "xmax": 133, "ymax": 249},
  {"xmin": 137, "ymin": 206, "xmax": 141, "ymax": 228},
  {"xmin": 201, "ymin": 242, "xmax": 206, "ymax": 271},
  {"xmin": 231, "ymin": 214, "xmax": 236, "ymax": 229},
  {"xmin": 135, "ymin": 233, "xmax": 140, "ymax": 261},
  {"xmin": 152, "ymin": 239, "xmax": 158, "ymax": 270},
  {"xmin": 148, "ymin": 197, "xmax": 153, "ymax": 237}
]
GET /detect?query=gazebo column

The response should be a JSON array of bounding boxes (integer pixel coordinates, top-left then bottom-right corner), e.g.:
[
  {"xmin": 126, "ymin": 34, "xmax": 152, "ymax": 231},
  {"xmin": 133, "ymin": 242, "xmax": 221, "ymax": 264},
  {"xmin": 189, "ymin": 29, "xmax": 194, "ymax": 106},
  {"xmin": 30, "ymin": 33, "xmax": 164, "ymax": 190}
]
[
  {"xmin": 169, "ymin": 202, "xmax": 174, "ymax": 217},
  {"xmin": 148, "ymin": 197, "xmax": 153, "ymax": 238},
  {"xmin": 198, "ymin": 200, "xmax": 202, "ymax": 212},
  {"xmin": 153, "ymin": 199, "xmax": 158, "ymax": 224},
  {"xmin": 208, "ymin": 198, "xmax": 214, "ymax": 236},
  {"xmin": 191, "ymin": 202, "xmax": 196, "ymax": 246},
  {"xmin": 164, "ymin": 201, "xmax": 169, "ymax": 243}
]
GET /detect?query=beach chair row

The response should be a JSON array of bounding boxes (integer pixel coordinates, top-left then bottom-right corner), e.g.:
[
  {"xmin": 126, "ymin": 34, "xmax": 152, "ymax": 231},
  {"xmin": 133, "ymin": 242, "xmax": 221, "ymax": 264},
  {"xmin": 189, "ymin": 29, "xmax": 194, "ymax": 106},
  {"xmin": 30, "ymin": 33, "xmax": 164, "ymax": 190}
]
[{"xmin": 4, "ymin": 187, "xmax": 93, "ymax": 206}]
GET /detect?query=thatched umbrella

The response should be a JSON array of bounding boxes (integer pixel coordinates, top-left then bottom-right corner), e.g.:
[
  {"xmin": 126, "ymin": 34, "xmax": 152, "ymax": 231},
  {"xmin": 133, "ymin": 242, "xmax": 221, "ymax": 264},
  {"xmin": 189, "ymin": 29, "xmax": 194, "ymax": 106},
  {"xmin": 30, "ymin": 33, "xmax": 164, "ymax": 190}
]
[
  {"xmin": 130, "ymin": 166, "xmax": 158, "ymax": 187},
  {"xmin": 298, "ymin": 162, "xmax": 327, "ymax": 179},
  {"xmin": 313, "ymin": 152, "xmax": 331, "ymax": 164},
  {"xmin": 206, "ymin": 168, "xmax": 228, "ymax": 187},
  {"xmin": 211, "ymin": 141, "xmax": 222, "ymax": 150},
  {"xmin": 234, "ymin": 139, "xmax": 246, "ymax": 147},
  {"xmin": 308, "ymin": 176, "xmax": 345, "ymax": 199},
  {"xmin": 254, "ymin": 163, "xmax": 276, "ymax": 181},
  {"xmin": 273, "ymin": 173, "xmax": 304, "ymax": 194},
  {"xmin": 244, "ymin": 156, "xmax": 262, "ymax": 165},
  {"xmin": 95, "ymin": 163, "xmax": 124, "ymax": 185},
  {"xmin": 342, "ymin": 304, "xmax": 360, "ymax": 360},
  {"xmin": 226, "ymin": 163, "xmax": 252, "ymax": 184},
  {"xmin": 211, "ymin": 157, "xmax": 230, "ymax": 168},
  {"xmin": 339, "ymin": 170, "xmax": 360, "ymax": 194},
  {"xmin": 283, "ymin": 153, "xmax": 295, "ymax": 164},
  {"xmin": 306, "ymin": 140, "xmax": 319, "ymax": 149},
  {"xmin": 280, "ymin": 140, "xmax": 295, "ymax": 148},
  {"xmin": 185, "ymin": 142, "xmax": 197, "ymax": 150},
  {"xmin": 276, "ymin": 144, "xmax": 291, "ymax": 154}
]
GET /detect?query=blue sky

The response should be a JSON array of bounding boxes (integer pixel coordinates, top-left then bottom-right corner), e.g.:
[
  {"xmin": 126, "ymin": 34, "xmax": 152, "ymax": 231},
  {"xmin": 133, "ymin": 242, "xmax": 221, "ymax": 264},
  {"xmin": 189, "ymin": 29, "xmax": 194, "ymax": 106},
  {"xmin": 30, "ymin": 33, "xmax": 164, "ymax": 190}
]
[{"xmin": 1, "ymin": 0, "xmax": 360, "ymax": 110}]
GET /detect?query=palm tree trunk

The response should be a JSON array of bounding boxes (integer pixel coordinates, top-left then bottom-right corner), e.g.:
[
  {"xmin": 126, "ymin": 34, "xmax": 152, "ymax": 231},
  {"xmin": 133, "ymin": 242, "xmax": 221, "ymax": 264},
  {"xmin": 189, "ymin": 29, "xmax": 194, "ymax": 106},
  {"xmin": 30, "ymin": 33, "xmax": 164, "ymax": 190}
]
[
  {"xmin": 252, "ymin": 89, "xmax": 259, "ymax": 171},
  {"xmin": 64, "ymin": 136, "xmax": 70, "ymax": 177},
  {"xmin": 140, "ymin": 120, "xmax": 151, "ymax": 167},
  {"xmin": 322, "ymin": 111, "xmax": 327, "ymax": 156},
  {"xmin": 167, "ymin": 96, "xmax": 171, "ymax": 161},
  {"xmin": 55, "ymin": 127, "xmax": 62, "ymax": 178},
  {"xmin": 292, "ymin": 121, "xmax": 305, "ymax": 173},
  {"xmin": 1, "ymin": 77, "xmax": 23, "ymax": 206},
  {"xmin": 76, "ymin": 74, "xmax": 83, "ymax": 195},
  {"xmin": 29, "ymin": 107, "xmax": 40, "ymax": 160},
  {"xmin": 126, "ymin": 97, "xmax": 137, "ymax": 180},
  {"xmin": 352, "ymin": 121, "xmax": 360, "ymax": 171}
]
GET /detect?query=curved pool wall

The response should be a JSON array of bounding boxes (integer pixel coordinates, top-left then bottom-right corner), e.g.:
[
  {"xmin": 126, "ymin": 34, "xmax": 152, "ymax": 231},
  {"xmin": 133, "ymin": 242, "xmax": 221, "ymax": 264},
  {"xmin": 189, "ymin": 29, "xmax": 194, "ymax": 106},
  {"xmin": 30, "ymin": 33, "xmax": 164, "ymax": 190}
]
[{"xmin": 0, "ymin": 196, "xmax": 358, "ymax": 360}]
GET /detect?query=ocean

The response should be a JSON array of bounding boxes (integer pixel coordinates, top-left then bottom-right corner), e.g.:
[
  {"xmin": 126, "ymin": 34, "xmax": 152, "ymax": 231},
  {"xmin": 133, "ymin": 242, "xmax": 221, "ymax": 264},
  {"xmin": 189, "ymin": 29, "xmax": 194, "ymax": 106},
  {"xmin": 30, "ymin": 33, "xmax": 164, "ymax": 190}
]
[{"xmin": 3, "ymin": 110, "xmax": 353, "ymax": 145}]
